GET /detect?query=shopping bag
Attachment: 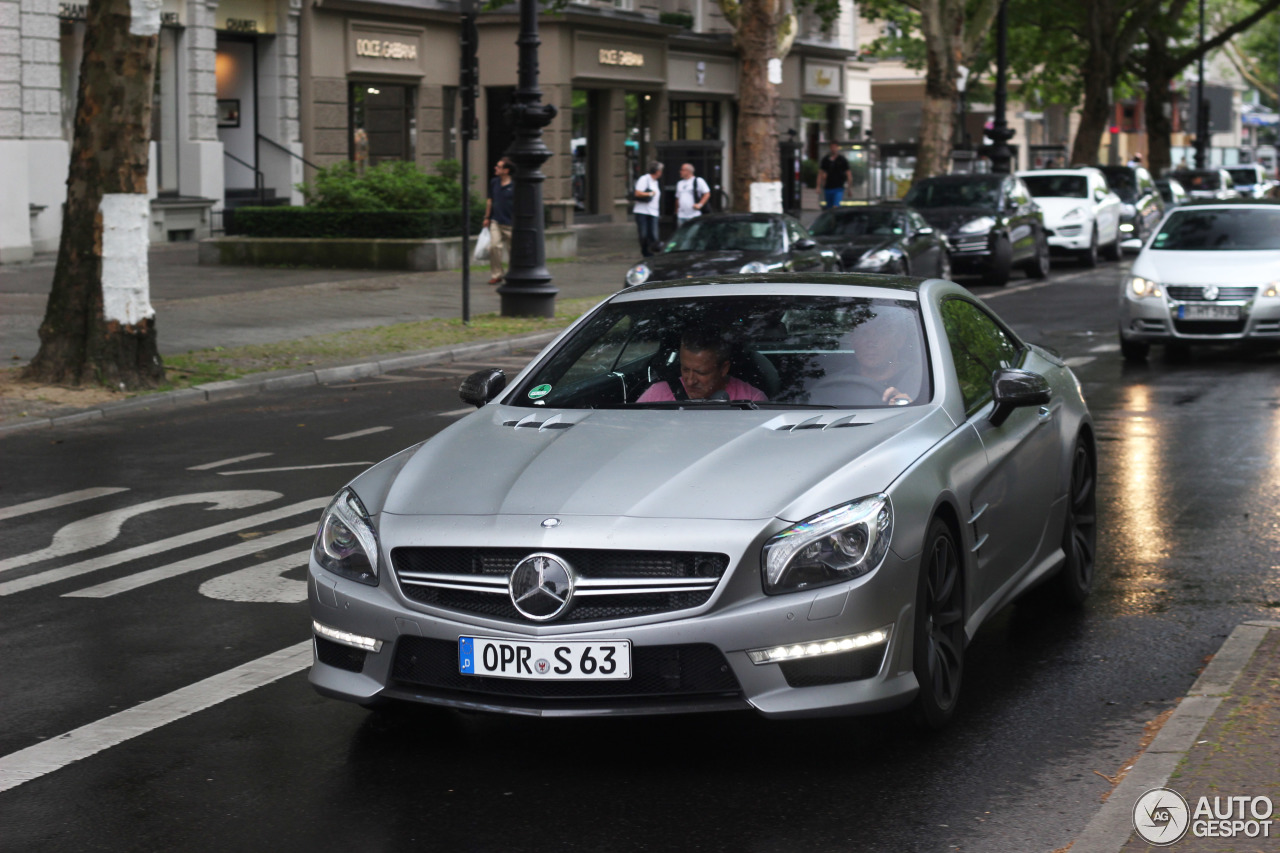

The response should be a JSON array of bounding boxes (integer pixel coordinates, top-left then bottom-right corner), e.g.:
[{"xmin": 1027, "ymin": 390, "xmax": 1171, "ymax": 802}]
[{"xmin": 473, "ymin": 227, "xmax": 491, "ymax": 262}]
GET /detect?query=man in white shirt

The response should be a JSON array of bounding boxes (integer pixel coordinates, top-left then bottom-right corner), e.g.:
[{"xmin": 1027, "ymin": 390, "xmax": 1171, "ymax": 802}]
[
  {"xmin": 633, "ymin": 162, "xmax": 663, "ymax": 257},
  {"xmin": 675, "ymin": 163, "xmax": 711, "ymax": 226}
]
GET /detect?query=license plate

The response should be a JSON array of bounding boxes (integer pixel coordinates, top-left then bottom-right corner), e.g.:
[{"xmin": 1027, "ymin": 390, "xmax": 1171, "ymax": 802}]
[
  {"xmin": 1178, "ymin": 304, "xmax": 1239, "ymax": 321},
  {"xmin": 459, "ymin": 636, "xmax": 632, "ymax": 681}
]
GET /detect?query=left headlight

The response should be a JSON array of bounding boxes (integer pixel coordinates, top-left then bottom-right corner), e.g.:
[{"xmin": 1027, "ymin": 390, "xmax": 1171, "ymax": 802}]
[
  {"xmin": 1129, "ymin": 275, "xmax": 1162, "ymax": 299},
  {"xmin": 625, "ymin": 262, "xmax": 651, "ymax": 287},
  {"xmin": 958, "ymin": 216, "xmax": 996, "ymax": 234},
  {"xmin": 854, "ymin": 249, "xmax": 896, "ymax": 270},
  {"xmin": 762, "ymin": 495, "xmax": 893, "ymax": 594},
  {"xmin": 313, "ymin": 488, "xmax": 380, "ymax": 586}
]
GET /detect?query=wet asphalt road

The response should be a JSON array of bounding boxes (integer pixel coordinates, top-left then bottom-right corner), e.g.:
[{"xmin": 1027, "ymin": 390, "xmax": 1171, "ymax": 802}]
[{"xmin": 1, "ymin": 258, "xmax": 1278, "ymax": 852}]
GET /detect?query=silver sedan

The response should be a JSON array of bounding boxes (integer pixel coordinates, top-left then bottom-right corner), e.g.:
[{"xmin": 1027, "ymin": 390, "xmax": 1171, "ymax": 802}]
[{"xmin": 308, "ymin": 274, "xmax": 1095, "ymax": 728}]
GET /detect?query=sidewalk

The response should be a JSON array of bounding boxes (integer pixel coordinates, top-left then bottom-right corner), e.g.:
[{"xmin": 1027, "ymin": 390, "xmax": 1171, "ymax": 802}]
[
  {"xmin": 1070, "ymin": 620, "xmax": 1280, "ymax": 853},
  {"xmin": 0, "ymin": 220, "xmax": 640, "ymax": 431}
]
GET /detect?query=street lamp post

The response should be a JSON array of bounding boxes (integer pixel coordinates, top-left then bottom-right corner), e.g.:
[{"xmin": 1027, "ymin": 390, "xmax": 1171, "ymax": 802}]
[
  {"xmin": 498, "ymin": 0, "xmax": 558, "ymax": 317},
  {"xmin": 987, "ymin": 0, "xmax": 1015, "ymax": 175}
]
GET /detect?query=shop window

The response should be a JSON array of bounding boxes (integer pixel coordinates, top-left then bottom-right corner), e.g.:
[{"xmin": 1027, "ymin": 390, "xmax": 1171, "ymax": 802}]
[
  {"xmin": 350, "ymin": 83, "xmax": 417, "ymax": 167},
  {"xmin": 625, "ymin": 92, "xmax": 654, "ymax": 181},
  {"xmin": 442, "ymin": 86, "xmax": 458, "ymax": 161},
  {"xmin": 669, "ymin": 100, "xmax": 720, "ymax": 141}
]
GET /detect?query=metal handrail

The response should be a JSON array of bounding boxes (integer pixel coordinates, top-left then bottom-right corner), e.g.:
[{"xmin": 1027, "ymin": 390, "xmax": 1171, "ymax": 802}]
[
  {"xmin": 257, "ymin": 134, "xmax": 320, "ymax": 172},
  {"xmin": 223, "ymin": 149, "xmax": 265, "ymax": 205}
]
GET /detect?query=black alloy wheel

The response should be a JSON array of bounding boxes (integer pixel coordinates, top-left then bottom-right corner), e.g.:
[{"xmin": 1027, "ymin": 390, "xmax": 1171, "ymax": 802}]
[
  {"xmin": 1120, "ymin": 336, "xmax": 1150, "ymax": 362},
  {"xmin": 1055, "ymin": 437, "xmax": 1097, "ymax": 606},
  {"xmin": 985, "ymin": 237, "xmax": 1012, "ymax": 287},
  {"xmin": 912, "ymin": 518, "xmax": 965, "ymax": 729},
  {"xmin": 1103, "ymin": 228, "xmax": 1124, "ymax": 261},
  {"xmin": 1079, "ymin": 226, "xmax": 1099, "ymax": 268}
]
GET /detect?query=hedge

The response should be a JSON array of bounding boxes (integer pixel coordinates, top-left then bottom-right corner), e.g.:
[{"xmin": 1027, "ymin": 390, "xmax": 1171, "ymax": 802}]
[{"xmin": 228, "ymin": 206, "xmax": 487, "ymax": 240}]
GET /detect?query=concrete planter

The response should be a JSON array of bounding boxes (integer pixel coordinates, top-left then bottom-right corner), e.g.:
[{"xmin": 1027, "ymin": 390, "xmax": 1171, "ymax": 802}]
[{"xmin": 197, "ymin": 229, "xmax": 578, "ymax": 271}]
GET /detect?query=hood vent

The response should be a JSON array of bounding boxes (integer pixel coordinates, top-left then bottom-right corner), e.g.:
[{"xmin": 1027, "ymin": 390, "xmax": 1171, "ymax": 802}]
[
  {"xmin": 773, "ymin": 414, "xmax": 866, "ymax": 433},
  {"xmin": 501, "ymin": 413, "xmax": 575, "ymax": 432}
]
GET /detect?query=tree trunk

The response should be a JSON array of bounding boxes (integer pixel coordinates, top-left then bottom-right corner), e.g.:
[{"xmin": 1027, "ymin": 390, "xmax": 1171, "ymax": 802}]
[
  {"xmin": 730, "ymin": 0, "xmax": 782, "ymax": 212},
  {"xmin": 1144, "ymin": 60, "xmax": 1176, "ymax": 177},
  {"xmin": 24, "ymin": 0, "xmax": 164, "ymax": 390},
  {"xmin": 1070, "ymin": 56, "xmax": 1113, "ymax": 166}
]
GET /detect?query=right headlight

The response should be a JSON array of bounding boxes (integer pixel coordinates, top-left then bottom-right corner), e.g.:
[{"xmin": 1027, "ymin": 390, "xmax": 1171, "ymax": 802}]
[
  {"xmin": 958, "ymin": 216, "xmax": 996, "ymax": 234},
  {"xmin": 625, "ymin": 262, "xmax": 651, "ymax": 287},
  {"xmin": 1129, "ymin": 275, "xmax": 1162, "ymax": 299},
  {"xmin": 313, "ymin": 488, "xmax": 380, "ymax": 586},
  {"xmin": 762, "ymin": 495, "xmax": 893, "ymax": 594}
]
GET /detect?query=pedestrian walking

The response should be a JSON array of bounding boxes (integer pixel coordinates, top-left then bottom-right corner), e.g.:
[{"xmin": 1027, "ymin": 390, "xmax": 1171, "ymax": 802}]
[
  {"xmin": 482, "ymin": 157, "xmax": 515, "ymax": 285},
  {"xmin": 818, "ymin": 141, "xmax": 850, "ymax": 209},
  {"xmin": 633, "ymin": 162, "xmax": 663, "ymax": 256},
  {"xmin": 675, "ymin": 163, "xmax": 711, "ymax": 226}
]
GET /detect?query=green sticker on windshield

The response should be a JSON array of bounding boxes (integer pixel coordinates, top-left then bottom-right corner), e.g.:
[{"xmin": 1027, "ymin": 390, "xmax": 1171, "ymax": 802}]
[{"xmin": 528, "ymin": 384, "xmax": 552, "ymax": 400}]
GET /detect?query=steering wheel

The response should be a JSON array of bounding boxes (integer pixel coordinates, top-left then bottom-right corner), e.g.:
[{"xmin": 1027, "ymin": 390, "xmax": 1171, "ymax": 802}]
[{"xmin": 807, "ymin": 375, "xmax": 893, "ymax": 407}]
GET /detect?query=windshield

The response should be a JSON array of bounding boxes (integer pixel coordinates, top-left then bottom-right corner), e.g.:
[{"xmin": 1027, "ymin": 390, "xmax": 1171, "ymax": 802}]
[
  {"xmin": 903, "ymin": 178, "xmax": 1002, "ymax": 209},
  {"xmin": 511, "ymin": 295, "xmax": 930, "ymax": 410},
  {"xmin": 1022, "ymin": 174, "xmax": 1088, "ymax": 199},
  {"xmin": 1151, "ymin": 208, "xmax": 1280, "ymax": 250},
  {"xmin": 665, "ymin": 219, "xmax": 781, "ymax": 253},
  {"xmin": 1225, "ymin": 168, "xmax": 1259, "ymax": 185},
  {"xmin": 1173, "ymin": 171, "xmax": 1223, "ymax": 191},
  {"xmin": 809, "ymin": 209, "xmax": 900, "ymax": 238},
  {"xmin": 1100, "ymin": 168, "xmax": 1138, "ymax": 202}
]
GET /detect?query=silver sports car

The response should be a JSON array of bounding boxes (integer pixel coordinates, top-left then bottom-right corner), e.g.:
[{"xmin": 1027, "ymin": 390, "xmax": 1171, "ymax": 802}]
[{"xmin": 308, "ymin": 274, "xmax": 1095, "ymax": 727}]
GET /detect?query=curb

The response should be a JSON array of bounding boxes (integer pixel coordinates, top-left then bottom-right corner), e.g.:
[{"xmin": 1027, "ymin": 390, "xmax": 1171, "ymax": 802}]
[
  {"xmin": 0, "ymin": 329, "xmax": 562, "ymax": 437},
  {"xmin": 1068, "ymin": 619, "xmax": 1280, "ymax": 853}
]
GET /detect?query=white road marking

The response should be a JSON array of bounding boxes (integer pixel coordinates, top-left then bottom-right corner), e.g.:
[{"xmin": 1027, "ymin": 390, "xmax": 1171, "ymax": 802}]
[
  {"xmin": 438, "ymin": 407, "xmax": 475, "ymax": 417},
  {"xmin": 198, "ymin": 551, "xmax": 310, "ymax": 604},
  {"xmin": 0, "ymin": 488, "xmax": 129, "ymax": 522},
  {"xmin": 0, "ymin": 641, "xmax": 312, "ymax": 794},
  {"xmin": 1065, "ymin": 356, "xmax": 1097, "ymax": 368},
  {"xmin": 64, "ymin": 524, "xmax": 317, "ymax": 599},
  {"xmin": 187, "ymin": 453, "xmax": 274, "ymax": 471},
  {"xmin": 325, "ymin": 427, "xmax": 391, "ymax": 441},
  {"xmin": 978, "ymin": 281, "xmax": 1054, "ymax": 299},
  {"xmin": 0, "ymin": 497, "xmax": 327, "ymax": 597},
  {"xmin": 0, "ymin": 491, "xmax": 281, "ymax": 576},
  {"xmin": 1088, "ymin": 342, "xmax": 1121, "ymax": 353},
  {"xmin": 217, "ymin": 463, "xmax": 372, "ymax": 476}
]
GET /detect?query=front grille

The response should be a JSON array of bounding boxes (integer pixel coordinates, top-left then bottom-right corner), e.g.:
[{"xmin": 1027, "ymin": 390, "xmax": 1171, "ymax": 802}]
[
  {"xmin": 1055, "ymin": 225, "xmax": 1083, "ymax": 236},
  {"xmin": 779, "ymin": 645, "xmax": 887, "ymax": 687},
  {"xmin": 392, "ymin": 637, "xmax": 741, "ymax": 699},
  {"xmin": 949, "ymin": 235, "xmax": 989, "ymax": 254},
  {"xmin": 1166, "ymin": 285, "xmax": 1256, "ymax": 301},
  {"xmin": 391, "ymin": 547, "xmax": 729, "ymax": 624},
  {"xmin": 1172, "ymin": 319, "xmax": 1248, "ymax": 335},
  {"xmin": 315, "ymin": 637, "xmax": 367, "ymax": 672}
]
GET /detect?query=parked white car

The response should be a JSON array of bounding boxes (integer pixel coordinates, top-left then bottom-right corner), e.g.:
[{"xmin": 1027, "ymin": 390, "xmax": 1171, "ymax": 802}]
[{"xmin": 1018, "ymin": 168, "xmax": 1123, "ymax": 266}]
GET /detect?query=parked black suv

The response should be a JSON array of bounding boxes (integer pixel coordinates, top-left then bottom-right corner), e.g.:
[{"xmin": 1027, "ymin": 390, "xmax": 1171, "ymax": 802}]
[
  {"xmin": 1096, "ymin": 165, "xmax": 1164, "ymax": 248},
  {"xmin": 902, "ymin": 173, "xmax": 1050, "ymax": 286}
]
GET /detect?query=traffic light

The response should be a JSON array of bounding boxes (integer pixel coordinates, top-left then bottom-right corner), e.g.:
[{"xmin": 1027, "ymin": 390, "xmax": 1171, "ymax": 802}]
[{"xmin": 460, "ymin": 8, "xmax": 479, "ymax": 141}]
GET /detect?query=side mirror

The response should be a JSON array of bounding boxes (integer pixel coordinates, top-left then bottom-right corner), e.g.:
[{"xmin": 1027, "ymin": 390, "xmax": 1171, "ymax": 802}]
[
  {"xmin": 793, "ymin": 238, "xmax": 817, "ymax": 251},
  {"xmin": 989, "ymin": 368, "xmax": 1051, "ymax": 426},
  {"xmin": 459, "ymin": 368, "xmax": 507, "ymax": 408}
]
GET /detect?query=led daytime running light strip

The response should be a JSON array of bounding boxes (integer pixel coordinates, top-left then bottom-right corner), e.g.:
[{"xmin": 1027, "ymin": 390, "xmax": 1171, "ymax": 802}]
[
  {"xmin": 313, "ymin": 620, "xmax": 383, "ymax": 653},
  {"xmin": 747, "ymin": 625, "xmax": 891, "ymax": 665}
]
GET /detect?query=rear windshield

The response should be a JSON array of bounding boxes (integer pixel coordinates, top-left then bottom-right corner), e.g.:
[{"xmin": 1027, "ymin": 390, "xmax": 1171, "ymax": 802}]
[
  {"xmin": 1022, "ymin": 174, "xmax": 1088, "ymax": 199},
  {"xmin": 810, "ymin": 209, "xmax": 900, "ymax": 238},
  {"xmin": 1173, "ymin": 171, "xmax": 1223, "ymax": 191},
  {"xmin": 1225, "ymin": 168, "xmax": 1260, "ymax": 185},
  {"xmin": 511, "ymin": 295, "xmax": 931, "ymax": 410},
  {"xmin": 1151, "ymin": 208, "xmax": 1280, "ymax": 251},
  {"xmin": 1100, "ymin": 168, "xmax": 1138, "ymax": 202}
]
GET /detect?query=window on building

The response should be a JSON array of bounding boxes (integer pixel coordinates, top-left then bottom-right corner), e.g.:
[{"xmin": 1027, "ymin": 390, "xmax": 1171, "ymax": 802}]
[
  {"xmin": 669, "ymin": 100, "xmax": 720, "ymax": 141},
  {"xmin": 350, "ymin": 83, "xmax": 417, "ymax": 167},
  {"xmin": 442, "ymin": 86, "xmax": 458, "ymax": 161}
]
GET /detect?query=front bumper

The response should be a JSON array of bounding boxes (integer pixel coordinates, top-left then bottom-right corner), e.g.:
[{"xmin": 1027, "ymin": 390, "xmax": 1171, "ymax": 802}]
[
  {"xmin": 1119, "ymin": 289, "xmax": 1280, "ymax": 344},
  {"xmin": 307, "ymin": 515, "xmax": 922, "ymax": 719},
  {"xmin": 1045, "ymin": 221, "xmax": 1090, "ymax": 251},
  {"xmin": 946, "ymin": 232, "xmax": 993, "ymax": 270}
]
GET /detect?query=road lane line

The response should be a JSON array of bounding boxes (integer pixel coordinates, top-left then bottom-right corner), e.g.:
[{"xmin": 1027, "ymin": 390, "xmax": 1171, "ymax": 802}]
[
  {"xmin": 0, "ymin": 498, "xmax": 327, "ymax": 597},
  {"xmin": 1088, "ymin": 342, "xmax": 1121, "ymax": 353},
  {"xmin": 1065, "ymin": 356, "xmax": 1097, "ymax": 368},
  {"xmin": 64, "ymin": 525, "xmax": 317, "ymax": 598},
  {"xmin": 187, "ymin": 453, "xmax": 273, "ymax": 471},
  {"xmin": 0, "ymin": 491, "xmax": 281, "ymax": 576},
  {"xmin": 978, "ymin": 281, "xmax": 1054, "ymax": 299},
  {"xmin": 0, "ymin": 641, "xmax": 312, "ymax": 794},
  {"xmin": 217, "ymin": 463, "xmax": 372, "ymax": 476},
  {"xmin": 438, "ymin": 407, "xmax": 475, "ymax": 417},
  {"xmin": 0, "ymin": 488, "xmax": 129, "ymax": 522},
  {"xmin": 325, "ymin": 427, "xmax": 391, "ymax": 441}
]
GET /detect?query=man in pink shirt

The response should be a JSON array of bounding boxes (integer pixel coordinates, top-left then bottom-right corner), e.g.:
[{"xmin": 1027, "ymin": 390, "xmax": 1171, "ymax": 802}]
[{"xmin": 637, "ymin": 330, "xmax": 767, "ymax": 402}]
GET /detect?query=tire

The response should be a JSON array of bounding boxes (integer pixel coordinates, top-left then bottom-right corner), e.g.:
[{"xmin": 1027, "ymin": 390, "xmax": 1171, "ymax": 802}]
[
  {"xmin": 984, "ymin": 238, "xmax": 1012, "ymax": 287},
  {"xmin": 1078, "ymin": 227, "xmax": 1099, "ymax": 268},
  {"xmin": 911, "ymin": 518, "xmax": 965, "ymax": 730},
  {"xmin": 1102, "ymin": 227, "xmax": 1123, "ymax": 261},
  {"xmin": 1120, "ymin": 337, "xmax": 1149, "ymax": 362},
  {"xmin": 1023, "ymin": 232, "xmax": 1051, "ymax": 279},
  {"xmin": 1054, "ymin": 437, "xmax": 1097, "ymax": 607}
]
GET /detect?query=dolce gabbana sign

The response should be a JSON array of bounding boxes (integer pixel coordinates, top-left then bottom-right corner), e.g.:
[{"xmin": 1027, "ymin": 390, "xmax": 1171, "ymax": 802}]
[
  {"xmin": 599, "ymin": 49, "xmax": 644, "ymax": 68},
  {"xmin": 348, "ymin": 22, "xmax": 426, "ymax": 76}
]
